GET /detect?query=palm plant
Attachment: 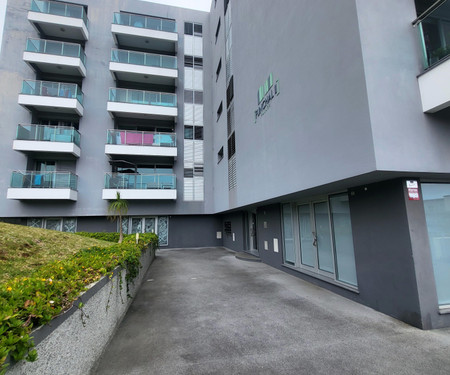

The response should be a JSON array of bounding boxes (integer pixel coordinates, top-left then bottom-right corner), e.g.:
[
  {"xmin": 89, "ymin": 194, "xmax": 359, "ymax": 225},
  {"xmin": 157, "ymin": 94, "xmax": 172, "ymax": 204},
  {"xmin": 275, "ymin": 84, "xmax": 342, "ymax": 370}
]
[{"xmin": 108, "ymin": 192, "xmax": 128, "ymax": 243}]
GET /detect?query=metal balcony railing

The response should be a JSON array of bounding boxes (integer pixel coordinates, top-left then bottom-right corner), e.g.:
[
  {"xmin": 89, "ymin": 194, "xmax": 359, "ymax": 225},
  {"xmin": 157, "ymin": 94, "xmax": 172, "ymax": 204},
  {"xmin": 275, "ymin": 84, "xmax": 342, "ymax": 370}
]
[
  {"xmin": 30, "ymin": 0, "xmax": 88, "ymax": 28},
  {"xmin": 112, "ymin": 12, "xmax": 176, "ymax": 33},
  {"xmin": 111, "ymin": 49, "xmax": 176, "ymax": 69},
  {"xmin": 21, "ymin": 80, "xmax": 84, "ymax": 105},
  {"xmin": 16, "ymin": 124, "xmax": 81, "ymax": 147},
  {"xmin": 104, "ymin": 173, "xmax": 176, "ymax": 190},
  {"xmin": 414, "ymin": 0, "xmax": 450, "ymax": 69},
  {"xmin": 26, "ymin": 38, "xmax": 86, "ymax": 65},
  {"xmin": 11, "ymin": 171, "xmax": 78, "ymax": 189},
  {"xmin": 108, "ymin": 88, "xmax": 176, "ymax": 107},
  {"xmin": 106, "ymin": 129, "xmax": 176, "ymax": 147}
]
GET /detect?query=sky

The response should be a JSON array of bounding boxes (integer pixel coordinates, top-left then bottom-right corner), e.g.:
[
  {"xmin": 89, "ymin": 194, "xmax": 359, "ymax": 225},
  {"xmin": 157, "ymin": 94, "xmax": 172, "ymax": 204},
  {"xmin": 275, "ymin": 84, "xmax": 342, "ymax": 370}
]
[{"xmin": 141, "ymin": 0, "xmax": 212, "ymax": 11}]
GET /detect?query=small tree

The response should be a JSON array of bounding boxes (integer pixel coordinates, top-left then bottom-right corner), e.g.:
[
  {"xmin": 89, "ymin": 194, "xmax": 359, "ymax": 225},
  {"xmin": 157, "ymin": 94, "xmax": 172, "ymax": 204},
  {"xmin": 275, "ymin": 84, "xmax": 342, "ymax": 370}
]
[{"xmin": 108, "ymin": 192, "xmax": 128, "ymax": 243}]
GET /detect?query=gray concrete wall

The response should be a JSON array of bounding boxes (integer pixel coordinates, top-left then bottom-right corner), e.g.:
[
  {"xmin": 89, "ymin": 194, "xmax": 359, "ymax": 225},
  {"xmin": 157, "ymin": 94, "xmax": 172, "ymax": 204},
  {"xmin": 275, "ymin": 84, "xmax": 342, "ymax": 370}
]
[
  {"xmin": 211, "ymin": 0, "xmax": 376, "ymax": 211},
  {"xmin": 355, "ymin": 0, "xmax": 450, "ymax": 174},
  {"xmin": 7, "ymin": 246, "xmax": 155, "ymax": 375},
  {"xmin": 77, "ymin": 216, "xmax": 116, "ymax": 232},
  {"xmin": 166, "ymin": 215, "xmax": 223, "ymax": 248}
]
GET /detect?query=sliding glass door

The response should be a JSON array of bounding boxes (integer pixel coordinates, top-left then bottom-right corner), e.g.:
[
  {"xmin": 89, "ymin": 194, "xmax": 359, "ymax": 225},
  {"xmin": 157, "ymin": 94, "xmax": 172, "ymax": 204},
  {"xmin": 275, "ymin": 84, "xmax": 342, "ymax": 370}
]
[{"xmin": 282, "ymin": 193, "xmax": 358, "ymax": 288}]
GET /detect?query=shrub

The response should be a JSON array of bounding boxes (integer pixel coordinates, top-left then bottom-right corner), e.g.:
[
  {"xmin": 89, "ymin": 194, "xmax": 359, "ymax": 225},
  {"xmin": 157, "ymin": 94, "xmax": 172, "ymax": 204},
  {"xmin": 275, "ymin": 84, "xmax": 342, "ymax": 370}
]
[{"xmin": 0, "ymin": 233, "xmax": 158, "ymax": 374}]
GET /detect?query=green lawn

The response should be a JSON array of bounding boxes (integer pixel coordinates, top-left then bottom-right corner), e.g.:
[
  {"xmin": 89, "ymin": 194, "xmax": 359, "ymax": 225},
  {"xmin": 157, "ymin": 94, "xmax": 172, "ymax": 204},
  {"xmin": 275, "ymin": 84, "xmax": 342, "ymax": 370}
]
[{"xmin": 0, "ymin": 222, "xmax": 113, "ymax": 284}]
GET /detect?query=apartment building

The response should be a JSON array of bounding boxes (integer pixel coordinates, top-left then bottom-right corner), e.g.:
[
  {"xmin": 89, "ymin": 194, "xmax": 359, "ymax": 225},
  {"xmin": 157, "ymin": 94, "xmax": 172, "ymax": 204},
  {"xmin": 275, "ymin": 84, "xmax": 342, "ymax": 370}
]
[{"xmin": 1, "ymin": 0, "xmax": 450, "ymax": 329}]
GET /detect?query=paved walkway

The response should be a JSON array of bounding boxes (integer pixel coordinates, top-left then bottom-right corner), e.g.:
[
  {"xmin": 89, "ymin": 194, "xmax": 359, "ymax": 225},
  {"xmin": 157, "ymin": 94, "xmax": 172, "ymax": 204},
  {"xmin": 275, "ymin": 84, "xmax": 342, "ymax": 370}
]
[{"xmin": 93, "ymin": 247, "xmax": 450, "ymax": 375}]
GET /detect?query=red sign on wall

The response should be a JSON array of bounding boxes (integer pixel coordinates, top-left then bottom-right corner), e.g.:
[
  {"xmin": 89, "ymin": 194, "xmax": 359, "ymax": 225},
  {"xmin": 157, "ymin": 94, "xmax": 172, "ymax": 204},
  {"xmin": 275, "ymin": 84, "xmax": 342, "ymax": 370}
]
[{"xmin": 406, "ymin": 180, "xmax": 420, "ymax": 201}]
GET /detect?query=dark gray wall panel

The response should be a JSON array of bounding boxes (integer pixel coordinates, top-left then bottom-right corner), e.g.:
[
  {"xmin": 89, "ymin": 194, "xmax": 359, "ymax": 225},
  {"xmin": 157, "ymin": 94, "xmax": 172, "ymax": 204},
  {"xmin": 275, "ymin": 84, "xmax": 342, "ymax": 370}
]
[
  {"xmin": 256, "ymin": 204, "xmax": 283, "ymax": 267},
  {"xmin": 349, "ymin": 179, "xmax": 423, "ymax": 328},
  {"xmin": 167, "ymin": 215, "xmax": 223, "ymax": 248},
  {"xmin": 222, "ymin": 212, "xmax": 245, "ymax": 251}
]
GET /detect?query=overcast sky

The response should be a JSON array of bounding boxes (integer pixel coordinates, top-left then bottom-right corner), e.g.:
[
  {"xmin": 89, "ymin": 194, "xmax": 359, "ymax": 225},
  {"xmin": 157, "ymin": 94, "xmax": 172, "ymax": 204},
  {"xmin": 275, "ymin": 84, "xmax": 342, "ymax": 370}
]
[{"xmin": 141, "ymin": 0, "xmax": 212, "ymax": 11}]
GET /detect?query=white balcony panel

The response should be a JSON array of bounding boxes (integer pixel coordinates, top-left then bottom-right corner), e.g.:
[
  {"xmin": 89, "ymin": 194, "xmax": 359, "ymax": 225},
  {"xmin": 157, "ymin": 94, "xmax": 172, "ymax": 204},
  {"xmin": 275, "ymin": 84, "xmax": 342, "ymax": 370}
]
[
  {"xmin": 111, "ymin": 24, "xmax": 177, "ymax": 52},
  {"xmin": 107, "ymin": 101, "xmax": 177, "ymax": 120},
  {"xmin": 23, "ymin": 51, "xmax": 86, "ymax": 77},
  {"xmin": 28, "ymin": 11, "xmax": 89, "ymax": 41},
  {"xmin": 7, "ymin": 188, "xmax": 77, "ymax": 201},
  {"xmin": 102, "ymin": 188, "xmax": 176, "ymax": 200},
  {"xmin": 109, "ymin": 62, "xmax": 177, "ymax": 85},
  {"xmin": 418, "ymin": 59, "xmax": 450, "ymax": 113},
  {"xmin": 18, "ymin": 95, "xmax": 83, "ymax": 115},
  {"xmin": 105, "ymin": 144, "xmax": 176, "ymax": 158},
  {"xmin": 18, "ymin": 94, "xmax": 83, "ymax": 116},
  {"xmin": 13, "ymin": 140, "xmax": 80, "ymax": 158}
]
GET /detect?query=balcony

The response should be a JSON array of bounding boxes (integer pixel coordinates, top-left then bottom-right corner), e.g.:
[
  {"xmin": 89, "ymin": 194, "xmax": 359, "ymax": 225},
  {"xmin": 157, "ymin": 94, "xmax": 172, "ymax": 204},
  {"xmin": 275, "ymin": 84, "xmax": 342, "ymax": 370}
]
[
  {"xmin": 28, "ymin": 0, "xmax": 89, "ymax": 41},
  {"xmin": 107, "ymin": 88, "xmax": 177, "ymax": 120},
  {"xmin": 110, "ymin": 49, "xmax": 177, "ymax": 85},
  {"xmin": 415, "ymin": 1, "xmax": 450, "ymax": 112},
  {"xmin": 24, "ymin": 38, "xmax": 86, "ymax": 77},
  {"xmin": 105, "ymin": 130, "xmax": 177, "ymax": 162},
  {"xmin": 18, "ymin": 80, "xmax": 84, "ymax": 116},
  {"xmin": 102, "ymin": 173, "xmax": 176, "ymax": 200},
  {"xmin": 7, "ymin": 171, "xmax": 78, "ymax": 201},
  {"xmin": 111, "ymin": 12, "xmax": 177, "ymax": 53},
  {"xmin": 13, "ymin": 124, "xmax": 81, "ymax": 158}
]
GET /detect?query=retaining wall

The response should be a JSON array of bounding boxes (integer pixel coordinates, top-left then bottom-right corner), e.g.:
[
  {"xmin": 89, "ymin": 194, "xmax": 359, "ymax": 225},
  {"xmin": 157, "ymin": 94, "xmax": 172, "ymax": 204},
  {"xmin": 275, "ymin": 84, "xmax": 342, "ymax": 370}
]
[{"xmin": 7, "ymin": 248, "xmax": 155, "ymax": 375}]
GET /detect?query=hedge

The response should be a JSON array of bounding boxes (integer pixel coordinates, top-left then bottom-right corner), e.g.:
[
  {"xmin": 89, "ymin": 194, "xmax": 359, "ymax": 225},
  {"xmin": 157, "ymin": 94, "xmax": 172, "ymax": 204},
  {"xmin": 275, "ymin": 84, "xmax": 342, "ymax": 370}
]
[{"xmin": 0, "ymin": 233, "xmax": 158, "ymax": 374}]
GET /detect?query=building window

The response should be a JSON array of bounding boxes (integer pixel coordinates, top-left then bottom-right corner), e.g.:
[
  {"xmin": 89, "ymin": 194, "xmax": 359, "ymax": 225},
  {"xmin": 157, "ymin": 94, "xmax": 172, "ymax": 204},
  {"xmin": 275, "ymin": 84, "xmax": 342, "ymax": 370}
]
[
  {"xmin": 194, "ymin": 126, "xmax": 203, "ymax": 140},
  {"xmin": 184, "ymin": 22, "xmax": 202, "ymax": 36},
  {"xmin": 216, "ymin": 59, "xmax": 222, "ymax": 81},
  {"xmin": 215, "ymin": 18, "xmax": 221, "ymax": 43},
  {"xmin": 226, "ymin": 75, "xmax": 234, "ymax": 107},
  {"xmin": 184, "ymin": 22, "xmax": 193, "ymax": 35},
  {"xmin": 184, "ymin": 125, "xmax": 194, "ymax": 139},
  {"xmin": 194, "ymin": 91, "xmax": 203, "ymax": 104},
  {"xmin": 194, "ymin": 165, "xmax": 204, "ymax": 176},
  {"xmin": 194, "ymin": 57, "xmax": 203, "ymax": 67},
  {"xmin": 184, "ymin": 56, "xmax": 193, "ymax": 67},
  {"xmin": 218, "ymin": 147, "xmax": 224, "ymax": 163},
  {"xmin": 184, "ymin": 168, "xmax": 194, "ymax": 178},
  {"xmin": 184, "ymin": 90, "xmax": 194, "ymax": 103},
  {"xmin": 27, "ymin": 217, "xmax": 77, "ymax": 233},
  {"xmin": 224, "ymin": 0, "xmax": 230, "ymax": 15},
  {"xmin": 217, "ymin": 101, "xmax": 223, "ymax": 121},
  {"xmin": 281, "ymin": 193, "xmax": 358, "ymax": 288},
  {"xmin": 227, "ymin": 131, "xmax": 235, "ymax": 159},
  {"xmin": 224, "ymin": 221, "xmax": 232, "ymax": 234}
]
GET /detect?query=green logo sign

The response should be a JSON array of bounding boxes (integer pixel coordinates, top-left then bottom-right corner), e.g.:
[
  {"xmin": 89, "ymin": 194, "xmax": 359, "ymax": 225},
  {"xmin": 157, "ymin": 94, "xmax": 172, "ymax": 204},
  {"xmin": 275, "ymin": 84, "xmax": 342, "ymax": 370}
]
[{"xmin": 255, "ymin": 73, "xmax": 279, "ymax": 122}]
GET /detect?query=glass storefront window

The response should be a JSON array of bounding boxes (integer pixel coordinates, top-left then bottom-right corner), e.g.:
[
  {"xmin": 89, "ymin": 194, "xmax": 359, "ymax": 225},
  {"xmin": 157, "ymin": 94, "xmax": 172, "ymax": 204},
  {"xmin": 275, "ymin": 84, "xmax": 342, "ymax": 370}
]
[{"xmin": 422, "ymin": 183, "xmax": 450, "ymax": 305}]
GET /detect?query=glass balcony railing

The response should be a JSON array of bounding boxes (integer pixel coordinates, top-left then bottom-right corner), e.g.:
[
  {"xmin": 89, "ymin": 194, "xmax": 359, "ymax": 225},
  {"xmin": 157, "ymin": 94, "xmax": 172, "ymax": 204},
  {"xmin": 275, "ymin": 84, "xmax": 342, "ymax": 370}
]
[
  {"xmin": 109, "ymin": 88, "xmax": 176, "ymax": 107},
  {"xmin": 30, "ymin": 0, "xmax": 88, "ymax": 28},
  {"xmin": 16, "ymin": 124, "xmax": 81, "ymax": 147},
  {"xmin": 11, "ymin": 171, "xmax": 78, "ymax": 190},
  {"xmin": 107, "ymin": 129, "xmax": 176, "ymax": 147},
  {"xmin": 111, "ymin": 49, "xmax": 176, "ymax": 70},
  {"xmin": 26, "ymin": 38, "xmax": 86, "ymax": 66},
  {"xmin": 415, "ymin": 0, "xmax": 450, "ymax": 69},
  {"xmin": 104, "ymin": 173, "xmax": 176, "ymax": 190},
  {"xmin": 112, "ymin": 12, "xmax": 176, "ymax": 33},
  {"xmin": 21, "ymin": 80, "xmax": 84, "ymax": 105}
]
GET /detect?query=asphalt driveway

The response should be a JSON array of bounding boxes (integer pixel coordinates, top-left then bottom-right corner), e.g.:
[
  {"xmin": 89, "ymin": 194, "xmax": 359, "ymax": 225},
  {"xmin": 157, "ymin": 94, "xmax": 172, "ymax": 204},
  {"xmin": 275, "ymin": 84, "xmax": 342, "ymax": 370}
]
[{"xmin": 93, "ymin": 247, "xmax": 450, "ymax": 375}]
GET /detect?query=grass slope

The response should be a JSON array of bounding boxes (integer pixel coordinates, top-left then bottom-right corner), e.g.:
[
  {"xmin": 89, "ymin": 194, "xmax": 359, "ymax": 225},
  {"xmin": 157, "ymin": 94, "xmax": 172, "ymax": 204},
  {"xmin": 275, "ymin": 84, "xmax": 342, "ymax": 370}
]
[{"xmin": 0, "ymin": 222, "xmax": 113, "ymax": 284}]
